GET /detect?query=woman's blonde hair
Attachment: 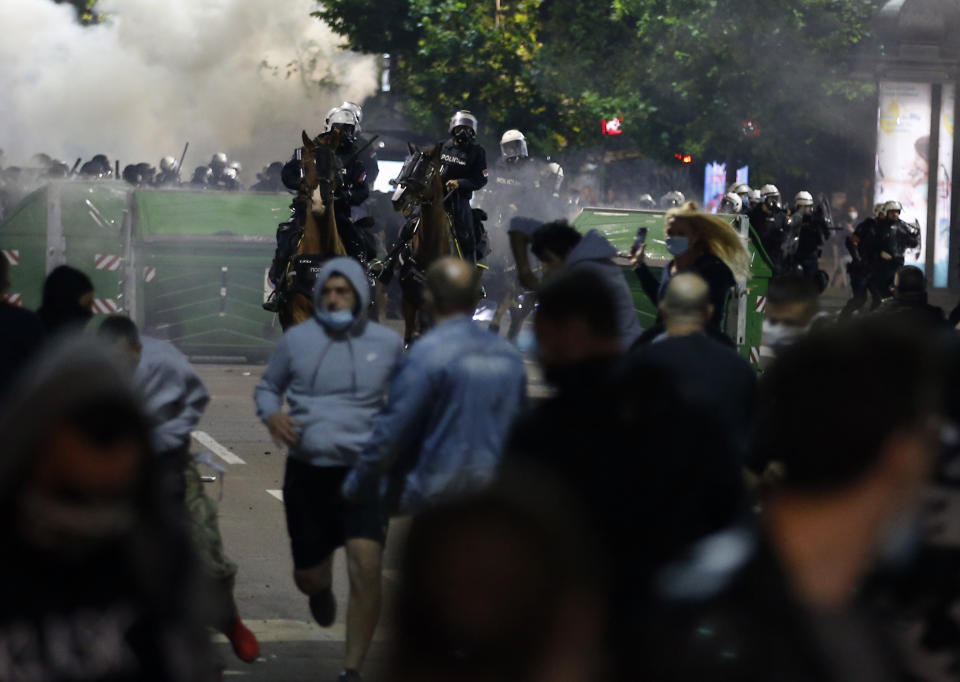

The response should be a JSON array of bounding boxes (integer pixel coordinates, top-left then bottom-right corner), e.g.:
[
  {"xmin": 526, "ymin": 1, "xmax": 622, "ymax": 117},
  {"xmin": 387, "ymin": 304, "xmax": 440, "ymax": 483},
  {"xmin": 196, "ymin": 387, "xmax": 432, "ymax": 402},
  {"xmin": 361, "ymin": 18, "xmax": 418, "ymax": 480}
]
[{"xmin": 666, "ymin": 201, "xmax": 751, "ymax": 282}]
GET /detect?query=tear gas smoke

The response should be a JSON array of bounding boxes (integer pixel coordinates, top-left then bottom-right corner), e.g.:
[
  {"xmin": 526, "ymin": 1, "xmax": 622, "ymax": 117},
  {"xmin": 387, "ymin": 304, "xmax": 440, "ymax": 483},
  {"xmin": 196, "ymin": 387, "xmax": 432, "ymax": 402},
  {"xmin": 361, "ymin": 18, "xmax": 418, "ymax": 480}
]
[{"xmin": 0, "ymin": 0, "xmax": 377, "ymax": 174}]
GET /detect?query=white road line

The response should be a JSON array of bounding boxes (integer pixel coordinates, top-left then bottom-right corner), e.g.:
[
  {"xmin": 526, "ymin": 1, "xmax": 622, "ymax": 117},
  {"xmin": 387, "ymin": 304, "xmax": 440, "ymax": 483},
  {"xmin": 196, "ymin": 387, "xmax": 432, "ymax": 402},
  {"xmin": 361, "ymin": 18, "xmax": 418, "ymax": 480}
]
[
  {"xmin": 190, "ymin": 431, "xmax": 246, "ymax": 465},
  {"xmin": 266, "ymin": 489, "xmax": 284, "ymax": 501}
]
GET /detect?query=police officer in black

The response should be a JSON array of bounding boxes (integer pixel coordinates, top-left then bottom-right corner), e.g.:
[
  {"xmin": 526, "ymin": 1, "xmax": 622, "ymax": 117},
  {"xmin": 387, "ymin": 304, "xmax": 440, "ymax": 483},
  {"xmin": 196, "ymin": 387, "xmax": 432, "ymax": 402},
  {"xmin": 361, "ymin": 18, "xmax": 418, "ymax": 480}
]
[
  {"xmin": 783, "ymin": 190, "xmax": 831, "ymax": 285},
  {"xmin": 748, "ymin": 184, "xmax": 789, "ymax": 275},
  {"xmin": 869, "ymin": 199, "xmax": 920, "ymax": 303},
  {"xmin": 326, "ymin": 106, "xmax": 374, "ymax": 262},
  {"xmin": 440, "ymin": 110, "xmax": 489, "ymax": 263}
]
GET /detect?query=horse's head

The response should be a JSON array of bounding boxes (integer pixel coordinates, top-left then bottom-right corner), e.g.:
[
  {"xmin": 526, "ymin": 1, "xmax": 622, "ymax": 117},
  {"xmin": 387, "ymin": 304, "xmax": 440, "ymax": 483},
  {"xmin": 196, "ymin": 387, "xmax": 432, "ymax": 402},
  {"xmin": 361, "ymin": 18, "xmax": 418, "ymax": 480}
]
[
  {"xmin": 297, "ymin": 129, "xmax": 340, "ymax": 206},
  {"xmin": 391, "ymin": 143, "xmax": 443, "ymax": 217}
]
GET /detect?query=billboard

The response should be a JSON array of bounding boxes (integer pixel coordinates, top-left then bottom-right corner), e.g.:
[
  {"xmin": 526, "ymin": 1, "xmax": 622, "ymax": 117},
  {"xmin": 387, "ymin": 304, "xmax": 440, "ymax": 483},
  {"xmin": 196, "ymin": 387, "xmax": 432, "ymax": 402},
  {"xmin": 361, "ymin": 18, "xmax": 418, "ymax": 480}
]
[
  {"xmin": 875, "ymin": 81, "xmax": 931, "ymax": 269},
  {"xmin": 934, "ymin": 85, "xmax": 954, "ymax": 287},
  {"xmin": 703, "ymin": 162, "xmax": 727, "ymax": 213}
]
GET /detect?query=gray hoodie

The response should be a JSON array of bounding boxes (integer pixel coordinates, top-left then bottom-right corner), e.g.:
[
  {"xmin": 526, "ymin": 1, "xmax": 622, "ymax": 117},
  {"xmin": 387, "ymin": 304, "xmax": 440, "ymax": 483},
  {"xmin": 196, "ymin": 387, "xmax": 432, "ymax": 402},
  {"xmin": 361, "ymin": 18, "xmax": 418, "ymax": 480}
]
[
  {"xmin": 567, "ymin": 229, "xmax": 644, "ymax": 349},
  {"xmin": 254, "ymin": 258, "xmax": 404, "ymax": 467}
]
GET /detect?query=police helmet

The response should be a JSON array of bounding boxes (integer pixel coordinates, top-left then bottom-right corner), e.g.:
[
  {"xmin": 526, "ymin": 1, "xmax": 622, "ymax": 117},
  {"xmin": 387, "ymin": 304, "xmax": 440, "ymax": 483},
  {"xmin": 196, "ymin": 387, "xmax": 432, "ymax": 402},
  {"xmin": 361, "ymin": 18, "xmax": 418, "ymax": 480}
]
[
  {"xmin": 325, "ymin": 107, "xmax": 359, "ymax": 143},
  {"xmin": 793, "ymin": 190, "xmax": 814, "ymax": 207},
  {"xmin": 660, "ymin": 191, "xmax": 686, "ymax": 209},
  {"xmin": 91, "ymin": 153, "xmax": 110, "ymax": 165},
  {"xmin": 159, "ymin": 156, "xmax": 178, "ymax": 173},
  {"xmin": 883, "ymin": 200, "xmax": 903, "ymax": 213},
  {"xmin": 749, "ymin": 189, "xmax": 762, "ymax": 204},
  {"xmin": 228, "ymin": 160, "xmax": 242, "ymax": 174},
  {"xmin": 210, "ymin": 153, "xmax": 228, "ymax": 169},
  {"xmin": 223, "ymin": 167, "xmax": 239, "ymax": 181},
  {"xmin": 340, "ymin": 101, "xmax": 363, "ymax": 132},
  {"xmin": 760, "ymin": 184, "xmax": 780, "ymax": 200},
  {"xmin": 728, "ymin": 182, "xmax": 750, "ymax": 197},
  {"xmin": 192, "ymin": 166, "xmax": 213, "ymax": 185},
  {"xmin": 637, "ymin": 193, "xmax": 656, "ymax": 209},
  {"xmin": 500, "ymin": 129, "xmax": 528, "ymax": 160},
  {"xmin": 449, "ymin": 110, "xmax": 479, "ymax": 135},
  {"xmin": 720, "ymin": 192, "xmax": 743, "ymax": 214}
]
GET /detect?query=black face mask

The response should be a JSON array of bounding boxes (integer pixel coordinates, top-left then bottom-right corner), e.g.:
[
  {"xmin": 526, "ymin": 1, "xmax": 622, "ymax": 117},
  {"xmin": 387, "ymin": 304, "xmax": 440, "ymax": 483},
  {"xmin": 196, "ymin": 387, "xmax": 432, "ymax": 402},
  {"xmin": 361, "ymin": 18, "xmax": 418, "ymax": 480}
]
[{"xmin": 454, "ymin": 131, "xmax": 474, "ymax": 147}]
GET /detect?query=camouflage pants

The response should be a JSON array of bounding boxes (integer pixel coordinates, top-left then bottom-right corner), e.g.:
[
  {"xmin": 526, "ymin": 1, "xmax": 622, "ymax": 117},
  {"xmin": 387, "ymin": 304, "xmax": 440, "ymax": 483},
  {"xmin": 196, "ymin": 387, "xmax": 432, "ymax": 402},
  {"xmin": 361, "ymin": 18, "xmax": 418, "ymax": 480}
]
[{"xmin": 184, "ymin": 460, "xmax": 238, "ymax": 585}]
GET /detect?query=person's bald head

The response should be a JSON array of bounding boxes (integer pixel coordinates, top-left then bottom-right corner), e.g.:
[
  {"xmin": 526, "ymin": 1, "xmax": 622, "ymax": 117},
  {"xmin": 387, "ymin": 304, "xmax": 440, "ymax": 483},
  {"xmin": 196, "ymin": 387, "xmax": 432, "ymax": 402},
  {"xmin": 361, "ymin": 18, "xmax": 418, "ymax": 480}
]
[
  {"xmin": 426, "ymin": 257, "xmax": 481, "ymax": 316},
  {"xmin": 660, "ymin": 273, "xmax": 712, "ymax": 334}
]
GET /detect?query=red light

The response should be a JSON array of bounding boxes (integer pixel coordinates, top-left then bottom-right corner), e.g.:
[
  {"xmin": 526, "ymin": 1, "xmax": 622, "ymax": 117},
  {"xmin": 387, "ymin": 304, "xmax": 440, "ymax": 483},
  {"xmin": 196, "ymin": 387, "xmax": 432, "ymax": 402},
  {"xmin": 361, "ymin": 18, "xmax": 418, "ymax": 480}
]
[
  {"xmin": 602, "ymin": 117, "xmax": 623, "ymax": 136},
  {"xmin": 682, "ymin": 155, "xmax": 693, "ymax": 164}
]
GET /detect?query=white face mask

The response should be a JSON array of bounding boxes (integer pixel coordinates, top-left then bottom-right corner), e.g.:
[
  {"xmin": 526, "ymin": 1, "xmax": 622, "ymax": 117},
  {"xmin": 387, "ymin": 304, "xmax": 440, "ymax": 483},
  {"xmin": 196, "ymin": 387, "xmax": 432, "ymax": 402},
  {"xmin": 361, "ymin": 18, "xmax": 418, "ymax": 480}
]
[{"xmin": 762, "ymin": 320, "xmax": 806, "ymax": 350}]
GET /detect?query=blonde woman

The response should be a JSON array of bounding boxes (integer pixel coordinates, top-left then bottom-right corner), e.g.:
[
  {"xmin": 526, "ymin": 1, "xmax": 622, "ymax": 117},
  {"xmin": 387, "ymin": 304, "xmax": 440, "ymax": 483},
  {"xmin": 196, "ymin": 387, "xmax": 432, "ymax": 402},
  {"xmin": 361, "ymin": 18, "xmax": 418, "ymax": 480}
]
[{"xmin": 632, "ymin": 201, "xmax": 750, "ymax": 337}]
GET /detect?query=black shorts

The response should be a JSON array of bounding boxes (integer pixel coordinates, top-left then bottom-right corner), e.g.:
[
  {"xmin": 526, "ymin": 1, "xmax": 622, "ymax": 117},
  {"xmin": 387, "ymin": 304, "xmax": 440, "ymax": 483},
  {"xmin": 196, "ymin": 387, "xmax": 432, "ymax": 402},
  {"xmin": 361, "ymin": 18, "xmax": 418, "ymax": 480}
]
[{"xmin": 282, "ymin": 459, "xmax": 387, "ymax": 570}]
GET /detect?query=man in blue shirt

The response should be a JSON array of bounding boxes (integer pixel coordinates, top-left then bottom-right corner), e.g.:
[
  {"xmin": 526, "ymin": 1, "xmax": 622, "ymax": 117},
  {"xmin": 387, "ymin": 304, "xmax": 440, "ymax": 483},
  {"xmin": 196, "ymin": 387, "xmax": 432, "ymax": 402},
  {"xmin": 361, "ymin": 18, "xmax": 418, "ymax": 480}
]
[{"xmin": 344, "ymin": 257, "xmax": 527, "ymax": 514}]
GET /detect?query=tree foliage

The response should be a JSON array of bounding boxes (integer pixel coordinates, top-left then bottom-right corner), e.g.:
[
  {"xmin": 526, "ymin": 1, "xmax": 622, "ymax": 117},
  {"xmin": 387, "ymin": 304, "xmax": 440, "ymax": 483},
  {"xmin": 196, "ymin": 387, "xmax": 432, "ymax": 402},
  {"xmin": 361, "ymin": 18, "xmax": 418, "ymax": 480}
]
[{"xmin": 314, "ymin": 0, "xmax": 886, "ymax": 183}]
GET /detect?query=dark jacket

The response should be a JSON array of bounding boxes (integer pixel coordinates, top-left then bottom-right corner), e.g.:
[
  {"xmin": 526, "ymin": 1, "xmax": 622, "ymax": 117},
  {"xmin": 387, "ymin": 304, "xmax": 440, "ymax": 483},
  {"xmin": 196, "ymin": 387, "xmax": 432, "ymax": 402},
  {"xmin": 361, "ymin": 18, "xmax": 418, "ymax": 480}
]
[
  {"xmin": 876, "ymin": 295, "xmax": 947, "ymax": 329},
  {"xmin": 439, "ymin": 139, "xmax": 488, "ymax": 200},
  {"xmin": 635, "ymin": 252, "xmax": 736, "ymax": 333},
  {"xmin": 0, "ymin": 301, "xmax": 44, "ymax": 403},
  {"xmin": 637, "ymin": 527, "xmax": 909, "ymax": 682},
  {"xmin": 631, "ymin": 332, "xmax": 756, "ymax": 461},
  {"xmin": 0, "ymin": 339, "xmax": 213, "ymax": 682}
]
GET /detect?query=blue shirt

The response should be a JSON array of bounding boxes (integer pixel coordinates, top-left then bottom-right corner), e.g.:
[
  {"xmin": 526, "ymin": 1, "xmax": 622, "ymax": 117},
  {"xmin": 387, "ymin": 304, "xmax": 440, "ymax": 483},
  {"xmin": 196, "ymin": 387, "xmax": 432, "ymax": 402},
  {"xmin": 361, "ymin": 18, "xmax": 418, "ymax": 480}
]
[{"xmin": 345, "ymin": 315, "xmax": 527, "ymax": 513}]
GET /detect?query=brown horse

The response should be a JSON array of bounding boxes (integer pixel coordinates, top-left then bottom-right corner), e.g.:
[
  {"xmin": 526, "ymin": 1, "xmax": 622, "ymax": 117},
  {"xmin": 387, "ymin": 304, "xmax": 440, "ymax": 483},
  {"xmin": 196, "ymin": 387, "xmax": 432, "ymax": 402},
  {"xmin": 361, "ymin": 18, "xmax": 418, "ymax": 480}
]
[
  {"xmin": 277, "ymin": 130, "xmax": 347, "ymax": 330},
  {"xmin": 391, "ymin": 143, "xmax": 462, "ymax": 344}
]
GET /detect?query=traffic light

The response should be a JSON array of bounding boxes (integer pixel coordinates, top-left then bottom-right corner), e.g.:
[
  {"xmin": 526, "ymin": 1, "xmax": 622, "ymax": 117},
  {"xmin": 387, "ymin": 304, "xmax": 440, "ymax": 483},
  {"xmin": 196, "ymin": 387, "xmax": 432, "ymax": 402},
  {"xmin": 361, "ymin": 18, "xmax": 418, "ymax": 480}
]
[{"xmin": 674, "ymin": 153, "xmax": 693, "ymax": 164}]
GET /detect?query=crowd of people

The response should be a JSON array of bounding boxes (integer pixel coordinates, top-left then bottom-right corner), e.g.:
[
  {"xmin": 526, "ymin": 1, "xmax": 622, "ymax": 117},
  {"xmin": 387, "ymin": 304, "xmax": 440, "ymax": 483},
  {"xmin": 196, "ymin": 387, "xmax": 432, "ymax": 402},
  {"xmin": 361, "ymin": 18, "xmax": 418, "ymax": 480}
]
[{"xmin": 3, "ymin": 179, "xmax": 960, "ymax": 681}]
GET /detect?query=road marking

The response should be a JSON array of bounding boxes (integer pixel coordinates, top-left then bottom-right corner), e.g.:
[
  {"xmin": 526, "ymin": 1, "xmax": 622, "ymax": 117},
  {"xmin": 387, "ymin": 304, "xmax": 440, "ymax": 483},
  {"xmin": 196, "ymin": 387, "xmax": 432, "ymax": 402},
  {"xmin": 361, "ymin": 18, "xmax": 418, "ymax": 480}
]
[
  {"xmin": 190, "ymin": 431, "xmax": 246, "ymax": 465},
  {"xmin": 210, "ymin": 619, "xmax": 390, "ymax": 644},
  {"xmin": 266, "ymin": 489, "xmax": 284, "ymax": 501}
]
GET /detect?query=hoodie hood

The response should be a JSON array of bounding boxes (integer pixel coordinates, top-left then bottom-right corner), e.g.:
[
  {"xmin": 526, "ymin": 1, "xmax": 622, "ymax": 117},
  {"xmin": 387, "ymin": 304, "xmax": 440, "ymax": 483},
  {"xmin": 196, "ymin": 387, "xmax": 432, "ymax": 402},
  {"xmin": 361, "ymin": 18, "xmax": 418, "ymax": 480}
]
[
  {"xmin": 566, "ymin": 229, "xmax": 618, "ymax": 264},
  {"xmin": 312, "ymin": 257, "xmax": 370, "ymax": 329},
  {"xmin": 38, "ymin": 265, "xmax": 94, "ymax": 335}
]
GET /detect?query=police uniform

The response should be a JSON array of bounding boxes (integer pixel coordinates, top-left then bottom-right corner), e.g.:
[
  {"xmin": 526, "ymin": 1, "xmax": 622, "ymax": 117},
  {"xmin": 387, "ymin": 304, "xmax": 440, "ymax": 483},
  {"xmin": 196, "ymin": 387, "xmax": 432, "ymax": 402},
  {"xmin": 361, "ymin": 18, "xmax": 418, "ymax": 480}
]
[
  {"xmin": 333, "ymin": 145, "xmax": 375, "ymax": 261},
  {"xmin": 749, "ymin": 203, "xmax": 789, "ymax": 275},
  {"xmin": 440, "ymin": 138, "xmax": 488, "ymax": 262},
  {"xmin": 784, "ymin": 211, "xmax": 830, "ymax": 277}
]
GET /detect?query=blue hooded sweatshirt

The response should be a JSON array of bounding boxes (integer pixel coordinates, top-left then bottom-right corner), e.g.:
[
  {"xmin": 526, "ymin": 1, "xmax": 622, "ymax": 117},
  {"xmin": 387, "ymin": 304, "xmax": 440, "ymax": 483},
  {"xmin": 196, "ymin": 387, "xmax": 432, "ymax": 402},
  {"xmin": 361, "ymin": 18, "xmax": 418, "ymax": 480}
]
[
  {"xmin": 566, "ymin": 229, "xmax": 644, "ymax": 350},
  {"xmin": 254, "ymin": 258, "xmax": 404, "ymax": 467}
]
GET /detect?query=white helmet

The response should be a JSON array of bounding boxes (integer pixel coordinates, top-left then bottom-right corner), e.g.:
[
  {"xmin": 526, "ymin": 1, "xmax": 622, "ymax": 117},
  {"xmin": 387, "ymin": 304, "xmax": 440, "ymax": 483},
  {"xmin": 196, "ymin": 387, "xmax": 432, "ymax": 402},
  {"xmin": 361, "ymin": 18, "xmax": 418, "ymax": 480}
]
[
  {"xmin": 729, "ymin": 182, "xmax": 750, "ymax": 197},
  {"xmin": 883, "ymin": 200, "xmax": 903, "ymax": 213},
  {"xmin": 500, "ymin": 129, "xmax": 528, "ymax": 159},
  {"xmin": 159, "ymin": 156, "xmax": 178, "ymax": 173},
  {"xmin": 228, "ymin": 161, "xmax": 242, "ymax": 174},
  {"xmin": 223, "ymin": 167, "xmax": 238, "ymax": 181},
  {"xmin": 660, "ymin": 191, "xmax": 686, "ymax": 209},
  {"xmin": 325, "ymin": 107, "xmax": 359, "ymax": 144},
  {"xmin": 339, "ymin": 101, "xmax": 363, "ymax": 133},
  {"xmin": 449, "ymin": 110, "xmax": 479, "ymax": 135},
  {"xmin": 720, "ymin": 192, "xmax": 743, "ymax": 213},
  {"xmin": 210, "ymin": 152, "xmax": 228, "ymax": 168},
  {"xmin": 760, "ymin": 184, "xmax": 780, "ymax": 199},
  {"xmin": 546, "ymin": 161, "xmax": 563, "ymax": 178},
  {"xmin": 793, "ymin": 190, "xmax": 814, "ymax": 207},
  {"xmin": 638, "ymin": 193, "xmax": 656, "ymax": 208}
]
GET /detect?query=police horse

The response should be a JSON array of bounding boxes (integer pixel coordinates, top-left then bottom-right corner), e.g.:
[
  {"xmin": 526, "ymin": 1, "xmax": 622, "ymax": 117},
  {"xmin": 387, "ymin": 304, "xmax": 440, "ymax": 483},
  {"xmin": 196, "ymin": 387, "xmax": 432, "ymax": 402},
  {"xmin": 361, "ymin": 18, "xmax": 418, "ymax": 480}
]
[
  {"xmin": 382, "ymin": 144, "xmax": 464, "ymax": 344},
  {"xmin": 273, "ymin": 130, "xmax": 347, "ymax": 330}
]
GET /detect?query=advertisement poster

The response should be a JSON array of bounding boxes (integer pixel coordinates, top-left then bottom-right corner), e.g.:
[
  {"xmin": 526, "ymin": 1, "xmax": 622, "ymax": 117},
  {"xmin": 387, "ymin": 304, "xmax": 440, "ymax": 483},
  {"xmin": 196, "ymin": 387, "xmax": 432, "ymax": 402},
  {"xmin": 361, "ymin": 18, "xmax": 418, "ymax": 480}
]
[
  {"xmin": 736, "ymin": 166, "xmax": 749, "ymax": 187},
  {"xmin": 934, "ymin": 85, "xmax": 954, "ymax": 287},
  {"xmin": 875, "ymin": 81, "xmax": 932, "ymax": 269},
  {"xmin": 703, "ymin": 162, "xmax": 727, "ymax": 213}
]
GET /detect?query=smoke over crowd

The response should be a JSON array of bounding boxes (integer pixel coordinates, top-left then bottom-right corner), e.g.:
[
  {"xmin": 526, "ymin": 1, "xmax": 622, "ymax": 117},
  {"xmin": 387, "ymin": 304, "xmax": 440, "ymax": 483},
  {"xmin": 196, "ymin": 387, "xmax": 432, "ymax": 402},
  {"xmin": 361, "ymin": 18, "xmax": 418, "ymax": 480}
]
[{"xmin": 0, "ymin": 0, "xmax": 377, "ymax": 173}]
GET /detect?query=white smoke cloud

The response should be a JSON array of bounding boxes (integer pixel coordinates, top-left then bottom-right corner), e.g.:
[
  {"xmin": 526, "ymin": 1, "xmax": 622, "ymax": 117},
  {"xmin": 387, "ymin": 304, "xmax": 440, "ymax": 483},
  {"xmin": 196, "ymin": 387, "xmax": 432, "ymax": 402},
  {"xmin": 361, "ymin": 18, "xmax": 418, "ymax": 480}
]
[{"xmin": 0, "ymin": 0, "xmax": 377, "ymax": 177}]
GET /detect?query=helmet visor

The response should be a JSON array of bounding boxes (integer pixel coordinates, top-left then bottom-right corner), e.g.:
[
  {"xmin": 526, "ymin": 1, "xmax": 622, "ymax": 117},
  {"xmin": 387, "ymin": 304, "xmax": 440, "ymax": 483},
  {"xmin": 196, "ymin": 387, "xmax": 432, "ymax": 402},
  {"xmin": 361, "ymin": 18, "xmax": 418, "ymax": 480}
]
[{"xmin": 501, "ymin": 139, "xmax": 528, "ymax": 158}]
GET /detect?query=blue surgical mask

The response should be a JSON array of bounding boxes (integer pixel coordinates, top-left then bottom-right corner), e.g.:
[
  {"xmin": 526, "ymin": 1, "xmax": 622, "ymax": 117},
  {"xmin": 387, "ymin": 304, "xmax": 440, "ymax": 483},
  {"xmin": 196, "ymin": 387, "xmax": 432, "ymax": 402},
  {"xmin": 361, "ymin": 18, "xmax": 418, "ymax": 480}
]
[
  {"xmin": 316, "ymin": 308, "xmax": 355, "ymax": 331},
  {"xmin": 665, "ymin": 236, "xmax": 690, "ymax": 256}
]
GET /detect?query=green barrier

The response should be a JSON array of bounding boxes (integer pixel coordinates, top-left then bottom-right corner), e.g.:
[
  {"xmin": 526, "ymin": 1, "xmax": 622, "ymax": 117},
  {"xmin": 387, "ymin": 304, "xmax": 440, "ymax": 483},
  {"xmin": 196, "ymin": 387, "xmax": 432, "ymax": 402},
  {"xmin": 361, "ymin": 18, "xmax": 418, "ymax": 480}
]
[
  {"xmin": 0, "ymin": 182, "xmax": 290, "ymax": 360},
  {"xmin": 134, "ymin": 189, "xmax": 290, "ymax": 360},
  {"xmin": 571, "ymin": 207, "xmax": 773, "ymax": 366}
]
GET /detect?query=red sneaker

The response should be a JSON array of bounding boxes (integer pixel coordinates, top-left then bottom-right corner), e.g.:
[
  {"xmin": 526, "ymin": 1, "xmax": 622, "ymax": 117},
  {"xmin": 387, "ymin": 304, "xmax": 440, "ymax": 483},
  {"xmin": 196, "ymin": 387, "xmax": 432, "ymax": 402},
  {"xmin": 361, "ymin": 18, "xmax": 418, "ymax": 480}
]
[{"xmin": 226, "ymin": 618, "xmax": 260, "ymax": 663}]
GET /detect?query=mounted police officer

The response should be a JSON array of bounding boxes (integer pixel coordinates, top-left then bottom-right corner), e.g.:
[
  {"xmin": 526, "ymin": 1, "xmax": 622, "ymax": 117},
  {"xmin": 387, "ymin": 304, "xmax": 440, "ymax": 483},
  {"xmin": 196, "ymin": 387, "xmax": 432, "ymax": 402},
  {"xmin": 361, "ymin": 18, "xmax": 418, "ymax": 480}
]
[
  {"xmin": 440, "ymin": 110, "xmax": 489, "ymax": 263},
  {"xmin": 783, "ymin": 190, "xmax": 831, "ymax": 285},
  {"xmin": 324, "ymin": 106, "xmax": 375, "ymax": 263},
  {"xmin": 749, "ymin": 184, "xmax": 788, "ymax": 274}
]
